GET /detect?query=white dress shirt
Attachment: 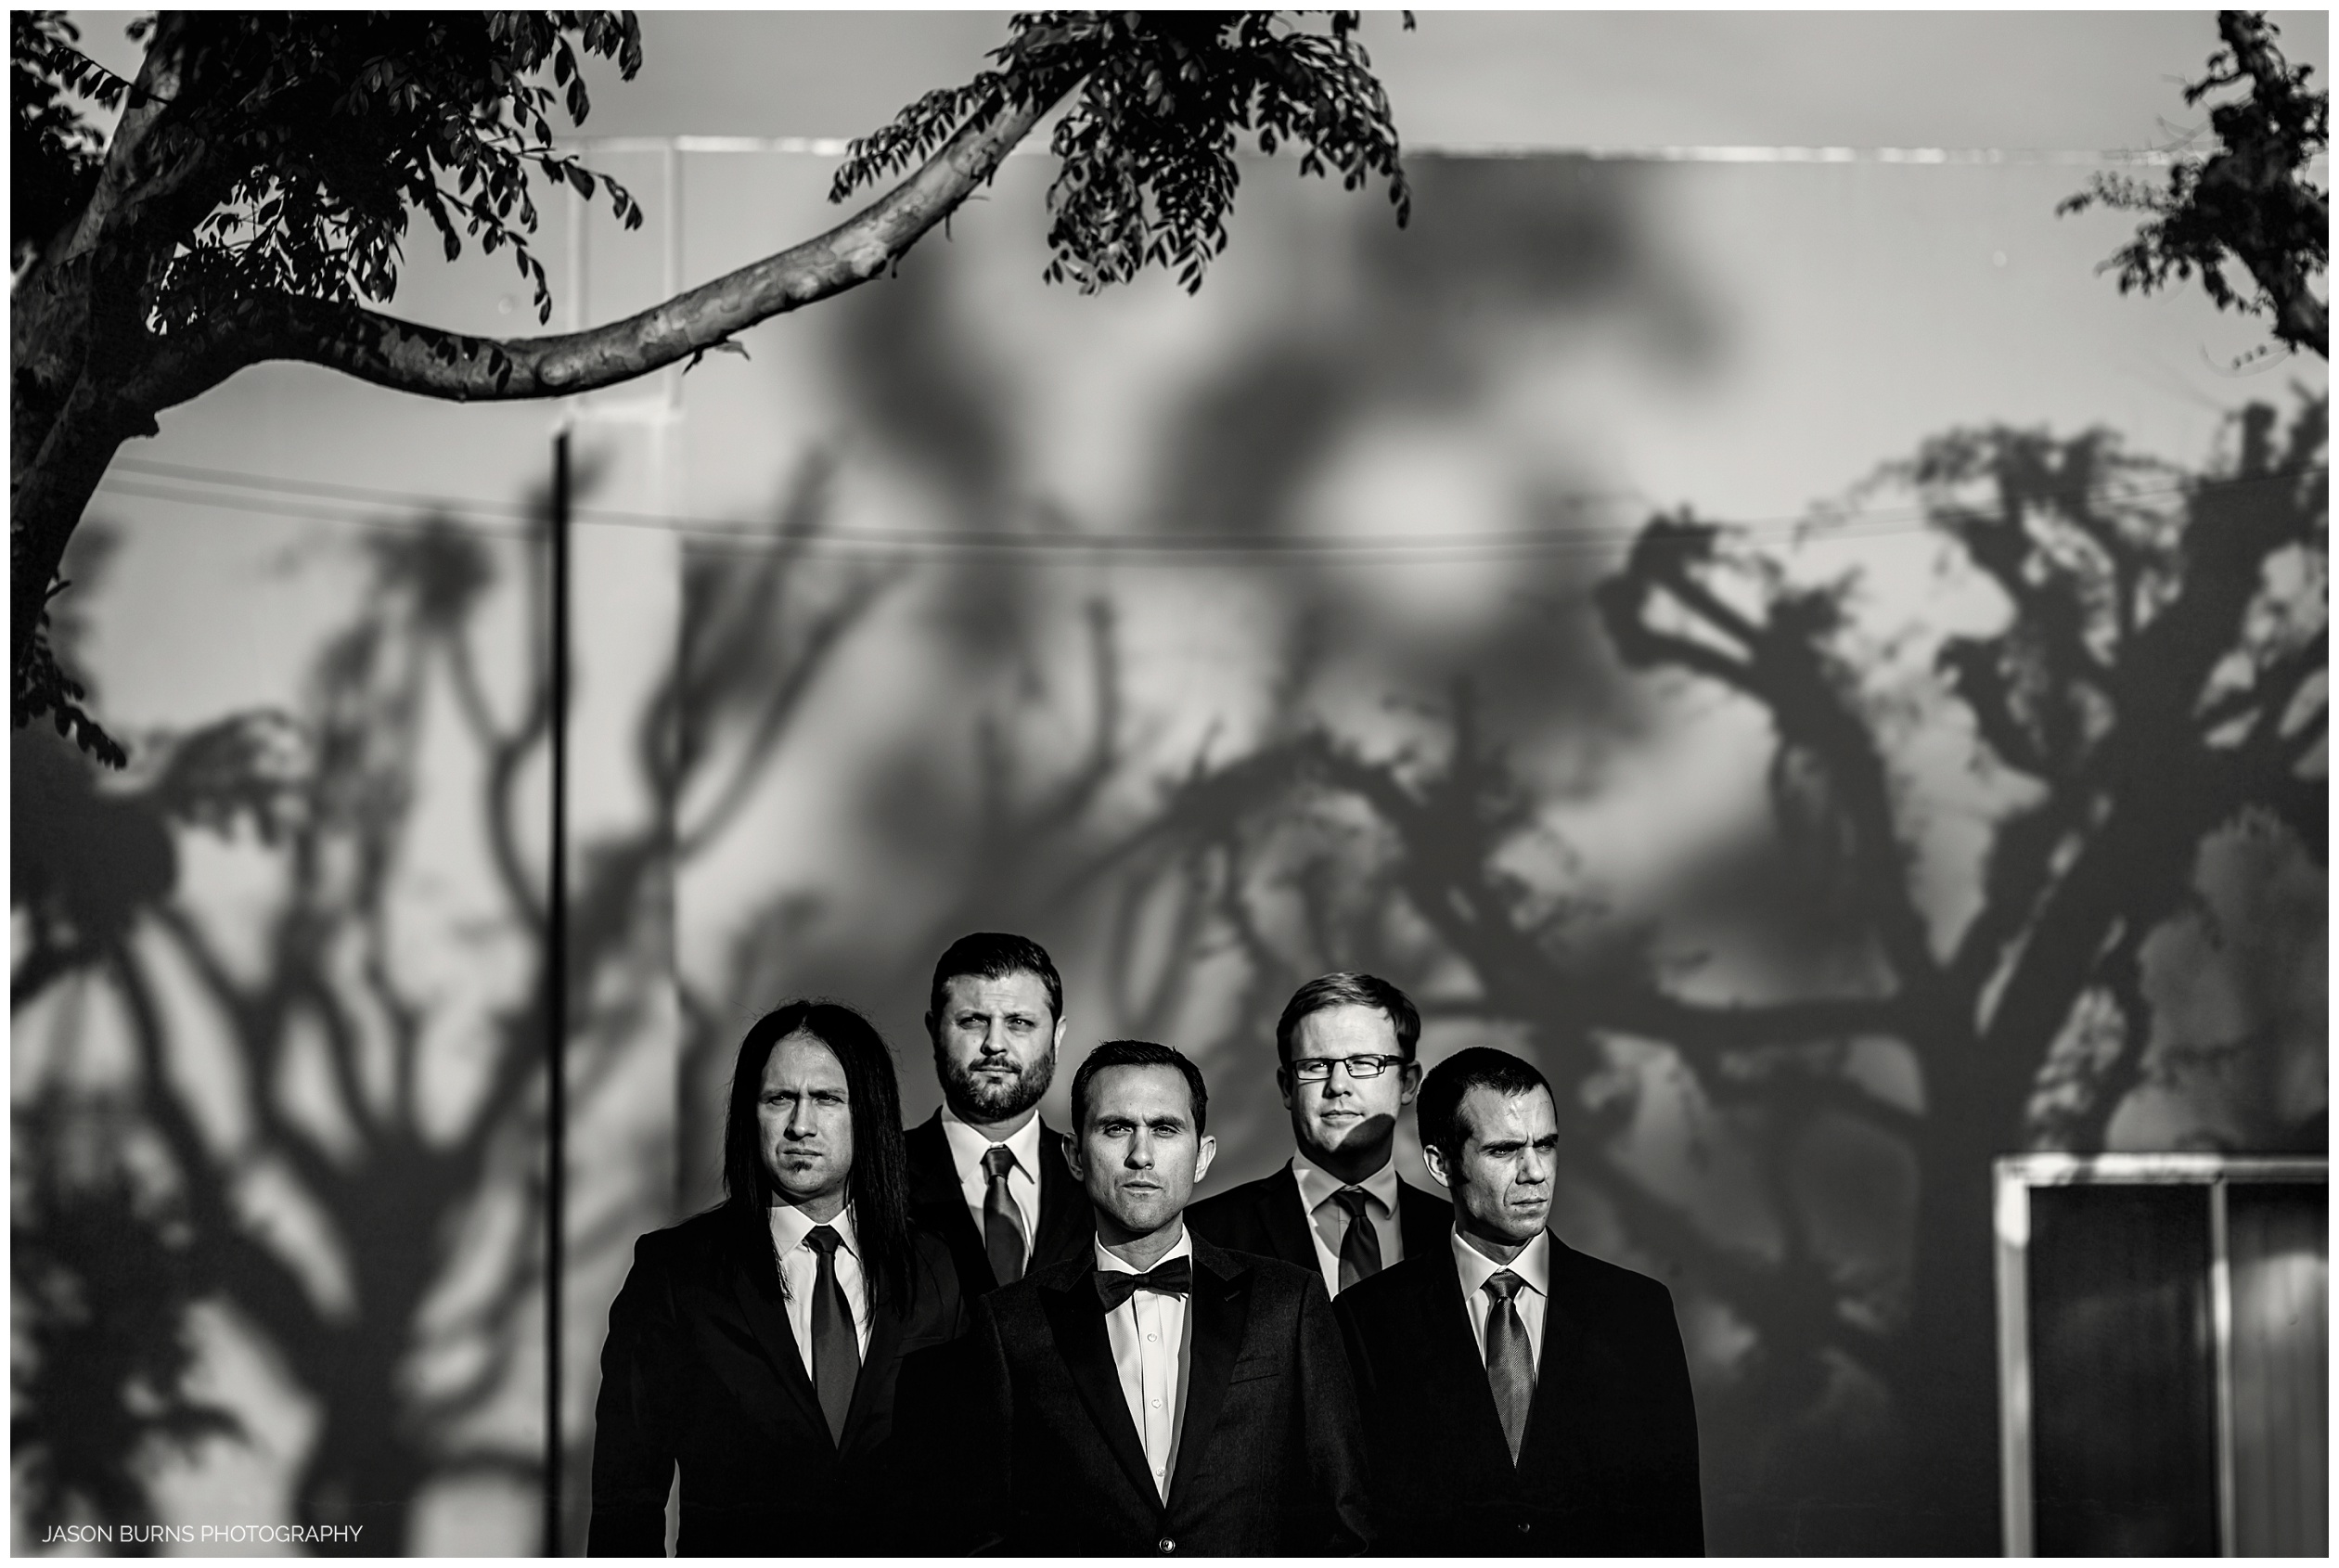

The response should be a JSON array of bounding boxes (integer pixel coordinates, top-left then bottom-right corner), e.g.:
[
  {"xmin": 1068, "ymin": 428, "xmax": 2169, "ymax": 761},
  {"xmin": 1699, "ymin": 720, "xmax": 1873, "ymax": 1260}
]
[
  {"xmin": 940, "ymin": 1106, "xmax": 1043, "ymax": 1267},
  {"xmin": 1097, "ymin": 1229, "xmax": 1194, "ymax": 1501},
  {"xmin": 1290, "ymin": 1153, "xmax": 1405, "ymax": 1299},
  {"xmin": 769, "ymin": 1202, "xmax": 873, "ymax": 1378},
  {"xmin": 1451, "ymin": 1227, "xmax": 1550, "ymax": 1375}
]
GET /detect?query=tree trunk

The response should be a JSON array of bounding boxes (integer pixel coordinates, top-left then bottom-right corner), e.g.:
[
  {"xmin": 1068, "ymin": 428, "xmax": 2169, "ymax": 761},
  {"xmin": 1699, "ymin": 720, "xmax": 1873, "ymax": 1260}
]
[{"xmin": 1888, "ymin": 1066, "xmax": 2015, "ymax": 1554}]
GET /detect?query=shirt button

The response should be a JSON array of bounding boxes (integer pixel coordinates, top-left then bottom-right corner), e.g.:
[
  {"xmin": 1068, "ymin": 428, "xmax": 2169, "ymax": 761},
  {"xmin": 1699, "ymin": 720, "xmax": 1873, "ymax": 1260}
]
[
  {"xmin": 1517, "ymin": 1522, "xmax": 1533, "ymax": 1536},
  {"xmin": 1150, "ymin": 1397, "xmax": 1163, "ymax": 1407},
  {"xmin": 1157, "ymin": 1539, "xmax": 1176, "ymax": 1553},
  {"xmin": 1145, "ymin": 1332, "xmax": 1158, "ymax": 1343}
]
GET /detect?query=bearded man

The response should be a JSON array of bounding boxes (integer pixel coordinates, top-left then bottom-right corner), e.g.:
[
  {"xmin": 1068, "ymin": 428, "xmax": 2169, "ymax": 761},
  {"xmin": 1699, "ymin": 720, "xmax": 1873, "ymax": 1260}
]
[{"xmin": 903, "ymin": 932, "xmax": 1097, "ymax": 1300}]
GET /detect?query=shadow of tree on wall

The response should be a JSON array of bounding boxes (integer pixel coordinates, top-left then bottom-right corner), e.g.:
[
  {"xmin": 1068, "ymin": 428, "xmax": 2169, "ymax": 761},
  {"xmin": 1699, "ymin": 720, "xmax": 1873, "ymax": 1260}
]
[
  {"xmin": 10, "ymin": 461, "xmax": 893, "ymax": 1552},
  {"xmin": 1134, "ymin": 397, "xmax": 2326, "ymax": 1550}
]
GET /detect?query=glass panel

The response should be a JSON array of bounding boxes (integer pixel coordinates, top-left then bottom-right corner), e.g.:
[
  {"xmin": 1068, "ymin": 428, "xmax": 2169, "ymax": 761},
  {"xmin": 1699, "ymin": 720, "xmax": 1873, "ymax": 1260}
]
[
  {"xmin": 2027, "ymin": 1184, "xmax": 2217, "ymax": 1556},
  {"xmin": 2228, "ymin": 1182, "xmax": 2329, "ymax": 1557}
]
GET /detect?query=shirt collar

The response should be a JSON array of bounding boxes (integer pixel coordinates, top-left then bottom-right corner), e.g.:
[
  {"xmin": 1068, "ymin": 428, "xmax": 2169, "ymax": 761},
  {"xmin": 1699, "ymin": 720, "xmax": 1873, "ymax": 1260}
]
[
  {"xmin": 1450, "ymin": 1226, "xmax": 1549, "ymax": 1301},
  {"xmin": 1094, "ymin": 1225, "xmax": 1195, "ymax": 1276},
  {"xmin": 940, "ymin": 1103, "xmax": 1045, "ymax": 1180},
  {"xmin": 1291, "ymin": 1150, "xmax": 1401, "ymax": 1217},
  {"xmin": 769, "ymin": 1201, "xmax": 859, "ymax": 1259}
]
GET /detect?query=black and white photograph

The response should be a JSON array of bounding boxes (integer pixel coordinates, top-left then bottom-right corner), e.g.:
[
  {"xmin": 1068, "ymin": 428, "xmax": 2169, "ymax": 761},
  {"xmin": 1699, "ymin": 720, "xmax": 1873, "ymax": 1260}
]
[{"xmin": 11, "ymin": 7, "xmax": 2328, "ymax": 1557}]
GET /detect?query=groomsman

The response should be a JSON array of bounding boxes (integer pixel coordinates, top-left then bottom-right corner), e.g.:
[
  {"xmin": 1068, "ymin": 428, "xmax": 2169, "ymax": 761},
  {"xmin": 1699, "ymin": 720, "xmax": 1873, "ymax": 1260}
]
[
  {"xmin": 1187, "ymin": 973, "xmax": 1446, "ymax": 1297},
  {"xmin": 903, "ymin": 932, "xmax": 1094, "ymax": 1298},
  {"xmin": 1333, "ymin": 1047, "xmax": 1703, "ymax": 1555},
  {"xmin": 950, "ymin": 1040, "xmax": 1373, "ymax": 1554},
  {"xmin": 589, "ymin": 1002, "xmax": 964, "ymax": 1554}
]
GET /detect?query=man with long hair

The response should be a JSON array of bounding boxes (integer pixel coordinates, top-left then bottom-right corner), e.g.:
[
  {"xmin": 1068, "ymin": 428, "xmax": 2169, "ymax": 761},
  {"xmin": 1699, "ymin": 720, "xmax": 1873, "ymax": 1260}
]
[
  {"xmin": 588, "ymin": 1001, "xmax": 965, "ymax": 1554},
  {"xmin": 904, "ymin": 932, "xmax": 1095, "ymax": 1299}
]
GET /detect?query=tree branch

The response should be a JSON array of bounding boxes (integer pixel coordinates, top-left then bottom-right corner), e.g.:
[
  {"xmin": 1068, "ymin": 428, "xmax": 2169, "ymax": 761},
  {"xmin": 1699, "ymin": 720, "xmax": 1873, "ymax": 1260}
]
[{"xmin": 212, "ymin": 89, "xmax": 1060, "ymax": 406}]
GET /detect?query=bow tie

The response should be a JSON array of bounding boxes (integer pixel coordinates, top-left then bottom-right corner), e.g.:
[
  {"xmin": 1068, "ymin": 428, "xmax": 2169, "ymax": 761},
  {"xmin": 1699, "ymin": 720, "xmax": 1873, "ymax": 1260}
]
[{"xmin": 1094, "ymin": 1256, "xmax": 1194, "ymax": 1311}]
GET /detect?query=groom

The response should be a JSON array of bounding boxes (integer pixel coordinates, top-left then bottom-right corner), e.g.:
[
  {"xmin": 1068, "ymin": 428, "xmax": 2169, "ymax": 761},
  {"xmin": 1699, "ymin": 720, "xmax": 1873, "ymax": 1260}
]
[{"xmin": 948, "ymin": 1039, "xmax": 1373, "ymax": 1554}]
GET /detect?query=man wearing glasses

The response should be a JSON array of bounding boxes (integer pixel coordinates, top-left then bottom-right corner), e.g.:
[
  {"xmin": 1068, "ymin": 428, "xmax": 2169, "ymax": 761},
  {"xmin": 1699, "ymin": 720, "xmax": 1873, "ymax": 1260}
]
[{"xmin": 1188, "ymin": 972, "xmax": 1448, "ymax": 1300}]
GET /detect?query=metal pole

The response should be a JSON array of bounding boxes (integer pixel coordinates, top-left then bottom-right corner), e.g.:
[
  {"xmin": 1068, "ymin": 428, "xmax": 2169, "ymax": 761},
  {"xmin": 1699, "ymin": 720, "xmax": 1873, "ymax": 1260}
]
[{"xmin": 544, "ymin": 426, "xmax": 572, "ymax": 1555}]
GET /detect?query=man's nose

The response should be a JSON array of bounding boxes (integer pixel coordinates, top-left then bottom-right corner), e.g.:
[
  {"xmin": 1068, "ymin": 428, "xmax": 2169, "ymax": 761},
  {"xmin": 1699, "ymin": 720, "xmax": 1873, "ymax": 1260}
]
[
  {"xmin": 1517, "ymin": 1148, "xmax": 1550, "ymax": 1184},
  {"xmin": 1125, "ymin": 1130, "xmax": 1155, "ymax": 1167}
]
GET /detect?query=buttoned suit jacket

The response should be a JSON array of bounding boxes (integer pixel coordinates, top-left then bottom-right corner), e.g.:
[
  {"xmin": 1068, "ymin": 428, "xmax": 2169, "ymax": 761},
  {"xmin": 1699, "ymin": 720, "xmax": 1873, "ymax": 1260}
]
[
  {"xmin": 948, "ymin": 1232, "xmax": 1374, "ymax": 1555},
  {"xmin": 1332, "ymin": 1229, "xmax": 1703, "ymax": 1556},
  {"xmin": 586, "ymin": 1207, "xmax": 965, "ymax": 1556},
  {"xmin": 1185, "ymin": 1159, "xmax": 1451, "ymax": 1278},
  {"xmin": 904, "ymin": 1111, "xmax": 1095, "ymax": 1300}
]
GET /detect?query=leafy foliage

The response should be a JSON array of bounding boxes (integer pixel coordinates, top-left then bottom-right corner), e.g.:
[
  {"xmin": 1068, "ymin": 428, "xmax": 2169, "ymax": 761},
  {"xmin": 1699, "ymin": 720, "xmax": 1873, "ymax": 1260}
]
[
  {"xmin": 148, "ymin": 13, "xmax": 645, "ymax": 328},
  {"xmin": 2061, "ymin": 11, "xmax": 2329, "ymax": 358},
  {"xmin": 833, "ymin": 11, "xmax": 1411, "ymax": 293},
  {"xmin": 10, "ymin": 13, "xmax": 111, "ymax": 271},
  {"xmin": 9, "ymin": 12, "xmax": 645, "ymax": 327}
]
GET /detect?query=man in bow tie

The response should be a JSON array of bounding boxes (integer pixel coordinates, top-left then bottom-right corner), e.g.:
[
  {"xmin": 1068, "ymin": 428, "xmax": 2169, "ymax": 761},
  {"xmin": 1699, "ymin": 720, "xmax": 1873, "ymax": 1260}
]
[
  {"xmin": 949, "ymin": 1039, "xmax": 1374, "ymax": 1554},
  {"xmin": 1332, "ymin": 1047, "xmax": 1703, "ymax": 1555}
]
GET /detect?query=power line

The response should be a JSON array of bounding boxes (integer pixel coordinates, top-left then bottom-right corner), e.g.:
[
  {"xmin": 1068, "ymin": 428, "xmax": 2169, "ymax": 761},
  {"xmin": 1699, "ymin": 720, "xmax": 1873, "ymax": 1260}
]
[
  {"xmin": 87, "ymin": 470, "xmax": 1949, "ymax": 562},
  {"xmin": 96, "ymin": 456, "xmax": 2320, "ymax": 566}
]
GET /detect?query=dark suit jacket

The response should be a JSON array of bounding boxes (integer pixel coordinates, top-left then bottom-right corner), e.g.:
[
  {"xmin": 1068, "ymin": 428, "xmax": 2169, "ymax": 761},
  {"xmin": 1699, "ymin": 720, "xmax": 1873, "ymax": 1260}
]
[
  {"xmin": 950, "ymin": 1232, "xmax": 1374, "ymax": 1555},
  {"xmin": 1334, "ymin": 1229, "xmax": 1703, "ymax": 1556},
  {"xmin": 1186, "ymin": 1159, "xmax": 1450, "ymax": 1283},
  {"xmin": 586, "ymin": 1207, "xmax": 966, "ymax": 1556},
  {"xmin": 905, "ymin": 1111, "xmax": 1095, "ymax": 1299}
]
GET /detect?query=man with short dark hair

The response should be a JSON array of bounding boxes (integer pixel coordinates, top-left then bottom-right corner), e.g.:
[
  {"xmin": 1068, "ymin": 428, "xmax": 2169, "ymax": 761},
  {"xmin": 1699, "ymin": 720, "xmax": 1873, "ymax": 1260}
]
[
  {"xmin": 950, "ymin": 1039, "xmax": 1373, "ymax": 1554},
  {"xmin": 1187, "ymin": 972, "xmax": 1446, "ymax": 1298},
  {"xmin": 903, "ymin": 932, "xmax": 1095, "ymax": 1301},
  {"xmin": 1333, "ymin": 1046, "xmax": 1703, "ymax": 1555}
]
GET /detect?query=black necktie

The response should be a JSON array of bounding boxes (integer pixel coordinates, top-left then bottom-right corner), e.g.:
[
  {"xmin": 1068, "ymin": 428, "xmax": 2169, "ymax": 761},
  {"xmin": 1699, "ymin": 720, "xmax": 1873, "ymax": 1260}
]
[
  {"xmin": 1094, "ymin": 1255, "xmax": 1194, "ymax": 1312},
  {"xmin": 1483, "ymin": 1269, "xmax": 1535, "ymax": 1464},
  {"xmin": 982, "ymin": 1144, "xmax": 1028, "ymax": 1287},
  {"xmin": 1330, "ymin": 1186, "xmax": 1383, "ymax": 1292},
  {"xmin": 804, "ymin": 1226, "xmax": 860, "ymax": 1444}
]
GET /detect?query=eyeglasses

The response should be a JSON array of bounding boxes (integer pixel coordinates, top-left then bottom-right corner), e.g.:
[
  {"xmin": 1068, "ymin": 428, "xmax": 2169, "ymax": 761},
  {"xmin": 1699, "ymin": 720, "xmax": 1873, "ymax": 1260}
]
[{"xmin": 1285, "ymin": 1054, "xmax": 1408, "ymax": 1083}]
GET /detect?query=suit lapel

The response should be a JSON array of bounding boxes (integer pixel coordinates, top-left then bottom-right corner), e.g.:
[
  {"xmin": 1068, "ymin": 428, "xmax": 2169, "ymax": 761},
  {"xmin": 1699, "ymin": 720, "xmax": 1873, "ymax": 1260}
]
[
  {"xmin": 1032, "ymin": 1123, "xmax": 1089, "ymax": 1268},
  {"xmin": 907, "ymin": 1113, "xmax": 996, "ymax": 1289},
  {"xmin": 1260, "ymin": 1161, "xmax": 1321, "ymax": 1271},
  {"xmin": 1517, "ymin": 1232, "xmax": 1592, "ymax": 1477},
  {"xmin": 1038, "ymin": 1267, "xmax": 1161, "ymax": 1508},
  {"xmin": 1165, "ymin": 1239, "xmax": 1252, "ymax": 1513},
  {"xmin": 726, "ymin": 1231, "xmax": 831, "ymax": 1447},
  {"xmin": 1415, "ymin": 1235, "xmax": 1522, "ymax": 1474},
  {"xmin": 839, "ymin": 1265, "xmax": 910, "ymax": 1458},
  {"xmin": 1395, "ymin": 1177, "xmax": 1452, "ymax": 1260}
]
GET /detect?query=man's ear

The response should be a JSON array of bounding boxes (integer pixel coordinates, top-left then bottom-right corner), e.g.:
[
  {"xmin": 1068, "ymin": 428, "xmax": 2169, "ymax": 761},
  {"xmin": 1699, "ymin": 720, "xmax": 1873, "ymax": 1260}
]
[
  {"xmin": 1275, "ymin": 1065, "xmax": 1296, "ymax": 1113},
  {"xmin": 1061, "ymin": 1136, "xmax": 1086, "ymax": 1183},
  {"xmin": 1396, "ymin": 1060, "xmax": 1423, "ymax": 1108},
  {"xmin": 1421, "ymin": 1142, "xmax": 1452, "ymax": 1190},
  {"xmin": 1192, "ymin": 1133, "xmax": 1217, "ymax": 1187},
  {"xmin": 1051, "ymin": 1014, "xmax": 1067, "ymax": 1054}
]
